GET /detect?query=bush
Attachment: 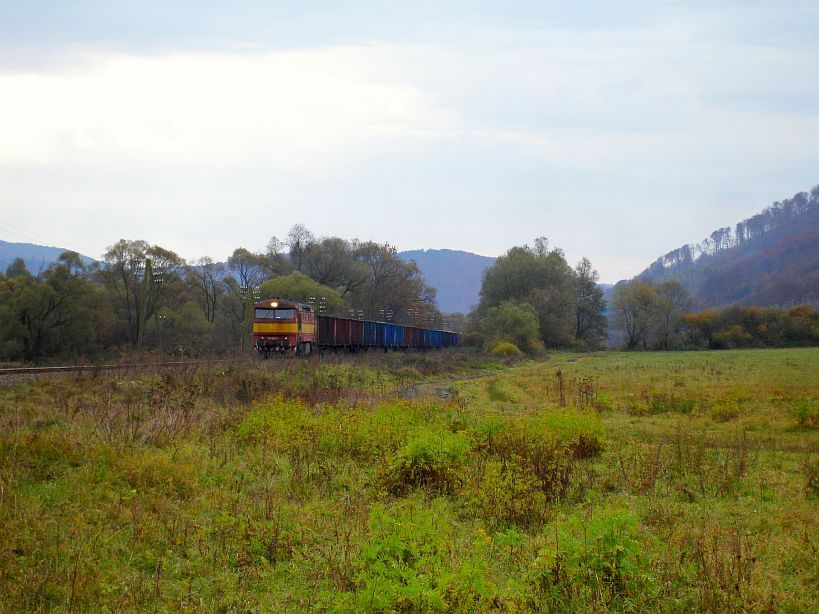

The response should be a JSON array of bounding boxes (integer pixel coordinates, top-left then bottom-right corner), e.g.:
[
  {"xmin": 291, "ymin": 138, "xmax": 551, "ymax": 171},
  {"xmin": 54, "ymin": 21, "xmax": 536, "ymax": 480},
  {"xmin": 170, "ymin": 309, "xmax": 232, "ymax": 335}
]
[
  {"xmin": 489, "ymin": 341, "xmax": 523, "ymax": 357},
  {"xmin": 462, "ymin": 458, "xmax": 548, "ymax": 527},
  {"xmin": 235, "ymin": 396, "xmax": 315, "ymax": 449},
  {"xmin": 468, "ymin": 409, "xmax": 605, "ymax": 501},
  {"xmin": 460, "ymin": 331, "xmax": 484, "ymax": 347},
  {"xmin": 709, "ymin": 399, "xmax": 740, "ymax": 423},
  {"xmin": 480, "ymin": 301, "xmax": 543, "ymax": 355},
  {"xmin": 528, "ymin": 508, "xmax": 651, "ymax": 608},
  {"xmin": 713, "ymin": 325, "xmax": 754, "ymax": 349},
  {"xmin": 790, "ymin": 398, "xmax": 819, "ymax": 428},
  {"xmin": 381, "ymin": 428, "xmax": 471, "ymax": 495},
  {"xmin": 343, "ymin": 499, "xmax": 491, "ymax": 612}
]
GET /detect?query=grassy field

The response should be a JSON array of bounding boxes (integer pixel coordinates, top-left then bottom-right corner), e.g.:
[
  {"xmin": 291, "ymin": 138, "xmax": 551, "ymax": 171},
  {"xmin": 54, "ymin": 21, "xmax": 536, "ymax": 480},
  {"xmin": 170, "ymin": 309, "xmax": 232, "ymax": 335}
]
[{"xmin": 0, "ymin": 349, "xmax": 816, "ymax": 611}]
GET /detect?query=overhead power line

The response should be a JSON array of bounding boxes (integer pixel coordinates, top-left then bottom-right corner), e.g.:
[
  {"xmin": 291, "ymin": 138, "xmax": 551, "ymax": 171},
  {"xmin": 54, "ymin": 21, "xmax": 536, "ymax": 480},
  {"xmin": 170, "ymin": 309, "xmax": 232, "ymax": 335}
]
[{"xmin": 0, "ymin": 221, "xmax": 98, "ymax": 259}]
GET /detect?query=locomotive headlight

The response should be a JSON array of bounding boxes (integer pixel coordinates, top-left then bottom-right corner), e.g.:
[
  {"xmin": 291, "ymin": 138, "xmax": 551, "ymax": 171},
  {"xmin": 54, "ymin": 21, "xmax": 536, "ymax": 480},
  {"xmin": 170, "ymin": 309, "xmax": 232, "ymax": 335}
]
[{"xmin": 271, "ymin": 301, "xmax": 278, "ymax": 307}]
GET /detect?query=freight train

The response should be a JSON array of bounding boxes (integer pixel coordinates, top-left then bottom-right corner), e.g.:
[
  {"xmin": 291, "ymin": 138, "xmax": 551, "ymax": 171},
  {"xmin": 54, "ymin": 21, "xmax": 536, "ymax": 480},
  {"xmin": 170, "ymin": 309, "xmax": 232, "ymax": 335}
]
[{"xmin": 252, "ymin": 298, "xmax": 459, "ymax": 356}]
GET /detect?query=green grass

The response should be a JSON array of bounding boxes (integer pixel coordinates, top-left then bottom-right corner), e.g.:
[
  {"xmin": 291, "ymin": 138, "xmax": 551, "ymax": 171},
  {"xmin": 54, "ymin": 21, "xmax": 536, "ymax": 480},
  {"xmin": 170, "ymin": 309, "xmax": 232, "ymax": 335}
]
[{"xmin": 0, "ymin": 348, "xmax": 816, "ymax": 611}]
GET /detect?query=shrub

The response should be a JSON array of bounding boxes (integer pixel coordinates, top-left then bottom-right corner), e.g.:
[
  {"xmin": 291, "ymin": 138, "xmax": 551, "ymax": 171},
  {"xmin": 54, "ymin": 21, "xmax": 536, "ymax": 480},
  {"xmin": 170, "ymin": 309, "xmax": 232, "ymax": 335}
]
[
  {"xmin": 713, "ymin": 325, "xmax": 754, "ymax": 349},
  {"xmin": 790, "ymin": 398, "xmax": 819, "ymax": 428},
  {"xmin": 235, "ymin": 396, "xmax": 315, "ymax": 450},
  {"xmin": 471, "ymin": 410, "xmax": 605, "ymax": 500},
  {"xmin": 528, "ymin": 508, "xmax": 651, "ymax": 608},
  {"xmin": 490, "ymin": 341, "xmax": 523, "ymax": 357},
  {"xmin": 381, "ymin": 428, "xmax": 471, "ymax": 495},
  {"xmin": 460, "ymin": 331, "xmax": 484, "ymax": 347},
  {"xmin": 462, "ymin": 458, "xmax": 548, "ymax": 528},
  {"xmin": 533, "ymin": 409, "xmax": 606, "ymax": 459},
  {"xmin": 480, "ymin": 301, "xmax": 543, "ymax": 354},
  {"xmin": 709, "ymin": 400, "xmax": 740, "ymax": 423},
  {"xmin": 118, "ymin": 450, "xmax": 195, "ymax": 500},
  {"xmin": 348, "ymin": 500, "xmax": 461, "ymax": 611},
  {"xmin": 594, "ymin": 393, "xmax": 614, "ymax": 411}
]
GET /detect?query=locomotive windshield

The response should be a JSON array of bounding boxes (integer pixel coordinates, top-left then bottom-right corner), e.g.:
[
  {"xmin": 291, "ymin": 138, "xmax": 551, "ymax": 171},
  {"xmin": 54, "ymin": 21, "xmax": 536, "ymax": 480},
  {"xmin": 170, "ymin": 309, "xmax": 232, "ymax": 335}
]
[{"xmin": 255, "ymin": 308, "xmax": 296, "ymax": 320}]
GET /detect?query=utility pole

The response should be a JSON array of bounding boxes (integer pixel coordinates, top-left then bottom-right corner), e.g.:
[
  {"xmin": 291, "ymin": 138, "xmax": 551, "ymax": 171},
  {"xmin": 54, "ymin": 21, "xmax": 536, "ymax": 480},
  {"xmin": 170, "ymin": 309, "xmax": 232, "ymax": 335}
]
[
  {"xmin": 137, "ymin": 258, "xmax": 152, "ymax": 352},
  {"xmin": 241, "ymin": 286, "xmax": 259, "ymax": 351}
]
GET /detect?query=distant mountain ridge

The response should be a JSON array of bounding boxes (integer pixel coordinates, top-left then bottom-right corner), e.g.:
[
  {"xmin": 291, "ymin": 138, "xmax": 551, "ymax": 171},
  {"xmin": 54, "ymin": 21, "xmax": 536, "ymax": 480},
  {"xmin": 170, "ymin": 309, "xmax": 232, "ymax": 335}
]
[
  {"xmin": 0, "ymin": 240, "xmax": 96, "ymax": 276},
  {"xmin": 637, "ymin": 185, "xmax": 819, "ymax": 308},
  {"xmin": 399, "ymin": 249, "xmax": 496, "ymax": 314}
]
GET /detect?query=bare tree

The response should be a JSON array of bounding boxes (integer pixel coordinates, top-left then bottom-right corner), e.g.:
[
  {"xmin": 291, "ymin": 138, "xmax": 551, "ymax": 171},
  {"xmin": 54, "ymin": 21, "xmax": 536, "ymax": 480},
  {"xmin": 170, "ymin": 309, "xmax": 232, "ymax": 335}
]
[
  {"xmin": 98, "ymin": 239, "xmax": 183, "ymax": 346},
  {"xmin": 285, "ymin": 224, "xmax": 315, "ymax": 272},
  {"xmin": 186, "ymin": 257, "xmax": 224, "ymax": 323},
  {"xmin": 301, "ymin": 237, "xmax": 367, "ymax": 297},
  {"xmin": 227, "ymin": 248, "xmax": 268, "ymax": 290}
]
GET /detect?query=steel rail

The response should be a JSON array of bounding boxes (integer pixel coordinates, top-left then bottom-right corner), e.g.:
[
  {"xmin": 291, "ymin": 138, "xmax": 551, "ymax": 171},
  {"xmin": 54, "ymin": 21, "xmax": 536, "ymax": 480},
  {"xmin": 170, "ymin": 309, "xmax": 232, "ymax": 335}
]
[{"xmin": 0, "ymin": 357, "xmax": 252, "ymax": 376}]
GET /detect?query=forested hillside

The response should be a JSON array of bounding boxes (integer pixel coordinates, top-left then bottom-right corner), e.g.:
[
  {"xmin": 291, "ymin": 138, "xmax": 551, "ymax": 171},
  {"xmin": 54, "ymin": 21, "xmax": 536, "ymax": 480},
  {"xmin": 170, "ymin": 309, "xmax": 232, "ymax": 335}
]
[
  {"xmin": 638, "ymin": 186, "xmax": 819, "ymax": 308},
  {"xmin": 399, "ymin": 249, "xmax": 495, "ymax": 314}
]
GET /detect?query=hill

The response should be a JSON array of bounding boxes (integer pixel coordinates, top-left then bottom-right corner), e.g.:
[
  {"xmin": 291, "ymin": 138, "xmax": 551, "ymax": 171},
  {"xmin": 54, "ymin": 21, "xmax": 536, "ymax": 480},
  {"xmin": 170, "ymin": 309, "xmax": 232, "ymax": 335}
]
[
  {"xmin": 637, "ymin": 186, "xmax": 819, "ymax": 308},
  {"xmin": 0, "ymin": 240, "xmax": 96, "ymax": 276},
  {"xmin": 399, "ymin": 249, "xmax": 496, "ymax": 313}
]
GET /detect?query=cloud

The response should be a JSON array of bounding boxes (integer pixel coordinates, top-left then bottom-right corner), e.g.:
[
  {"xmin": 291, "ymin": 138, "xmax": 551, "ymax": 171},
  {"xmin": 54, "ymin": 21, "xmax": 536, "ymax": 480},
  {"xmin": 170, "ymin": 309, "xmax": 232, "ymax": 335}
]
[
  {"xmin": 0, "ymin": 3, "xmax": 817, "ymax": 281},
  {"xmin": 0, "ymin": 48, "xmax": 452, "ymax": 172}
]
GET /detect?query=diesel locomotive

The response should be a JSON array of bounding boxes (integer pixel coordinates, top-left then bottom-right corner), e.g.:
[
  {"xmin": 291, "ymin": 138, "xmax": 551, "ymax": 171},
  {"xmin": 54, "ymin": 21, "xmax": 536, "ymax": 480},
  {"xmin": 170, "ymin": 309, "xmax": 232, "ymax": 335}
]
[{"xmin": 252, "ymin": 298, "xmax": 459, "ymax": 356}]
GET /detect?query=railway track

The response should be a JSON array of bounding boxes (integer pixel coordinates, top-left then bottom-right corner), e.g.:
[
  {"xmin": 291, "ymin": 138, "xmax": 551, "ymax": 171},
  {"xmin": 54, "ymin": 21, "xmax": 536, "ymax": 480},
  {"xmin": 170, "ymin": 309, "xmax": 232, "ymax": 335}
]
[{"xmin": 0, "ymin": 357, "xmax": 254, "ymax": 379}]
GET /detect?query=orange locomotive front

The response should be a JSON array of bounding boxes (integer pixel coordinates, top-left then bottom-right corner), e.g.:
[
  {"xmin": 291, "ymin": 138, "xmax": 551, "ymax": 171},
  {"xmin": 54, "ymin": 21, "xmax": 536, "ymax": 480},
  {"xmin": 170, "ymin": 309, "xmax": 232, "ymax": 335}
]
[{"xmin": 252, "ymin": 298, "xmax": 317, "ymax": 356}]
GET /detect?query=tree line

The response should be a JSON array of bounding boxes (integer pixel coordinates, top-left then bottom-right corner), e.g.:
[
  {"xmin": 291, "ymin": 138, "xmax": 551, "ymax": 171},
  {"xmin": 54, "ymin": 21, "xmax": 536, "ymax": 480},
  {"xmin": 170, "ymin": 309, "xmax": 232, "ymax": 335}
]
[
  {"xmin": 610, "ymin": 279, "xmax": 818, "ymax": 350},
  {"xmin": 463, "ymin": 239, "xmax": 817, "ymax": 355},
  {"xmin": 4, "ymin": 227, "xmax": 815, "ymax": 364},
  {"xmin": 0, "ymin": 226, "xmax": 445, "ymax": 363}
]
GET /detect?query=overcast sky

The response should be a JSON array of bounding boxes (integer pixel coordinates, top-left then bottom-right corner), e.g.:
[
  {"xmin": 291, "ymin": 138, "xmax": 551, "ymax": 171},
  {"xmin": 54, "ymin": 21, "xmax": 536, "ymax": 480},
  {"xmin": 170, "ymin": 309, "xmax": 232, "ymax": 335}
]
[{"xmin": 1, "ymin": 1, "xmax": 817, "ymax": 283}]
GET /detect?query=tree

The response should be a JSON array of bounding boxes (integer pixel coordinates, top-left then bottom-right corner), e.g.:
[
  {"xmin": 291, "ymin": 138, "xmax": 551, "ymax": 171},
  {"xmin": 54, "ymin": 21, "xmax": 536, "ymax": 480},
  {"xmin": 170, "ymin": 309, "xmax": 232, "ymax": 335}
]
[
  {"xmin": 186, "ymin": 257, "xmax": 224, "ymax": 323},
  {"xmin": 258, "ymin": 272, "xmax": 345, "ymax": 315},
  {"xmin": 285, "ymin": 224, "xmax": 315, "ymax": 272},
  {"xmin": 97, "ymin": 239, "xmax": 184, "ymax": 348},
  {"xmin": 574, "ymin": 257, "xmax": 607, "ymax": 346},
  {"xmin": 350, "ymin": 242, "xmax": 437, "ymax": 322},
  {"xmin": 150, "ymin": 302, "xmax": 212, "ymax": 357},
  {"xmin": 301, "ymin": 237, "xmax": 368, "ymax": 298},
  {"xmin": 264, "ymin": 236, "xmax": 292, "ymax": 277},
  {"xmin": 680, "ymin": 309, "xmax": 720, "ymax": 347},
  {"xmin": 478, "ymin": 241, "xmax": 577, "ymax": 347},
  {"xmin": 654, "ymin": 280, "xmax": 691, "ymax": 349},
  {"xmin": 211, "ymin": 276, "xmax": 247, "ymax": 353},
  {"xmin": 5, "ymin": 258, "xmax": 31, "ymax": 280},
  {"xmin": 610, "ymin": 280, "xmax": 662, "ymax": 349},
  {"xmin": 0, "ymin": 254, "xmax": 99, "ymax": 362},
  {"xmin": 227, "ymin": 248, "xmax": 268, "ymax": 290}
]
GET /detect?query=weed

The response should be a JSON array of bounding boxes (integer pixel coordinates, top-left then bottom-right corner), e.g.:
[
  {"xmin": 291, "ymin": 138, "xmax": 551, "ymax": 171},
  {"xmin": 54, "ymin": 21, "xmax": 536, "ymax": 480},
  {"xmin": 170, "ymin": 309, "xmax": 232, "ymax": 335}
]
[
  {"xmin": 802, "ymin": 457, "xmax": 819, "ymax": 498},
  {"xmin": 486, "ymin": 378, "xmax": 514, "ymax": 402},
  {"xmin": 462, "ymin": 458, "xmax": 548, "ymax": 527},
  {"xmin": 528, "ymin": 508, "xmax": 652, "ymax": 609},
  {"xmin": 380, "ymin": 428, "xmax": 470, "ymax": 495},
  {"xmin": 790, "ymin": 397, "xmax": 819, "ymax": 428}
]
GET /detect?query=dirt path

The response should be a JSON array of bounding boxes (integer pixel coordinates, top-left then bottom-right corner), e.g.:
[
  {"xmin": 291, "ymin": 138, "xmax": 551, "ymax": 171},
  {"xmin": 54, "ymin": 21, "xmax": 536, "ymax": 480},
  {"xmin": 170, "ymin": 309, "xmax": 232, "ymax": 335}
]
[{"xmin": 400, "ymin": 352, "xmax": 604, "ymax": 399}]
